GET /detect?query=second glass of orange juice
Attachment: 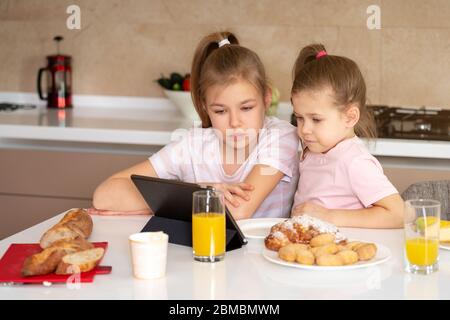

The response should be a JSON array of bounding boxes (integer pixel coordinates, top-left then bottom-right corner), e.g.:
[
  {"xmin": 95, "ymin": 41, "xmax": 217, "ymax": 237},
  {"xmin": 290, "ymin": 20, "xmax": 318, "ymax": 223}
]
[
  {"xmin": 404, "ymin": 199, "xmax": 440, "ymax": 275},
  {"xmin": 192, "ymin": 189, "xmax": 226, "ymax": 262}
]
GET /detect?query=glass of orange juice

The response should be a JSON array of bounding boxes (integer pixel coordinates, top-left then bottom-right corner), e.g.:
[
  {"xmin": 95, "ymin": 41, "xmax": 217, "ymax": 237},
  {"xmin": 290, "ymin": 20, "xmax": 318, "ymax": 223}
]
[
  {"xmin": 404, "ymin": 199, "xmax": 440, "ymax": 275},
  {"xmin": 192, "ymin": 189, "xmax": 226, "ymax": 262}
]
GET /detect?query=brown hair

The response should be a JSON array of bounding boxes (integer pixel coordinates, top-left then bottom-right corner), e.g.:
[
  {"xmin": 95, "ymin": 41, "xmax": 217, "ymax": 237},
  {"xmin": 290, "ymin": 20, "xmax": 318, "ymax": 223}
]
[
  {"xmin": 291, "ymin": 44, "xmax": 376, "ymax": 138},
  {"xmin": 191, "ymin": 31, "xmax": 269, "ymax": 128}
]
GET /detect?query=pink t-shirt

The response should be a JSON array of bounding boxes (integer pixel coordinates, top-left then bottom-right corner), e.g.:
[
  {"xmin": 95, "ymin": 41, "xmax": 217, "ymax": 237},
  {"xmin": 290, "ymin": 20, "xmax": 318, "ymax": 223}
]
[
  {"xmin": 149, "ymin": 117, "xmax": 300, "ymax": 218},
  {"xmin": 293, "ymin": 136, "xmax": 398, "ymax": 210}
]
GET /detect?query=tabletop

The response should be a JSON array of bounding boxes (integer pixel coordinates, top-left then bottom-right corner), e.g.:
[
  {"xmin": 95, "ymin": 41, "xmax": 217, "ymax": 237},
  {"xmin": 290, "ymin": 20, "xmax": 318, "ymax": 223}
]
[{"xmin": 1, "ymin": 212, "xmax": 449, "ymax": 300}]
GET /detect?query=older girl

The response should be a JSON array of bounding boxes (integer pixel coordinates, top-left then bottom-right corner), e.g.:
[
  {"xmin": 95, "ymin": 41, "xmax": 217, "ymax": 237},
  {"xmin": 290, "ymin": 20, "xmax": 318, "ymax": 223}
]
[{"xmin": 92, "ymin": 31, "xmax": 299, "ymax": 219}]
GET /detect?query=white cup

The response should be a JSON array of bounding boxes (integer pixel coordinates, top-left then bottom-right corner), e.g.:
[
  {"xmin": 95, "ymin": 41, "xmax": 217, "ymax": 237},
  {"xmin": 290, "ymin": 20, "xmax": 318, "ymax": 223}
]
[{"xmin": 129, "ymin": 231, "xmax": 169, "ymax": 280}]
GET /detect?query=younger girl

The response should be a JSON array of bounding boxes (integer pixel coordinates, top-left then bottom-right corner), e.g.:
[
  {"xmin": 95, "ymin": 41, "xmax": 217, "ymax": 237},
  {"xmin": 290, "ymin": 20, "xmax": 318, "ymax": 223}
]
[
  {"xmin": 92, "ymin": 31, "xmax": 299, "ymax": 219},
  {"xmin": 290, "ymin": 44, "xmax": 404, "ymax": 228}
]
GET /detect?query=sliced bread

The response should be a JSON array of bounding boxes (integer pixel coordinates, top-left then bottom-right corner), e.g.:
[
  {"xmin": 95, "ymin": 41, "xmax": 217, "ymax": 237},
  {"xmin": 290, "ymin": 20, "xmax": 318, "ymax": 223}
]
[{"xmin": 55, "ymin": 247, "xmax": 104, "ymax": 275}]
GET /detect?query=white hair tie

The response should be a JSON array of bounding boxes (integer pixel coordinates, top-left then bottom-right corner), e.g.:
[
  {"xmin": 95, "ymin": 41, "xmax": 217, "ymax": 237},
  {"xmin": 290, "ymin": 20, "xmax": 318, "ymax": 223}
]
[{"xmin": 218, "ymin": 38, "xmax": 231, "ymax": 48}]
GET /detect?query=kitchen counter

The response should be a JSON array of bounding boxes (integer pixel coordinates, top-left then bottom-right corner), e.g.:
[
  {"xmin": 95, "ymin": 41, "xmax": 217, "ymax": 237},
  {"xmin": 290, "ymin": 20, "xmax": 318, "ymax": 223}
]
[
  {"xmin": 1, "ymin": 92, "xmax": 449, "ymax": 160},
  {"xmin": 1, "ymin": 212, "xmax": 450, "ymax": 299}
]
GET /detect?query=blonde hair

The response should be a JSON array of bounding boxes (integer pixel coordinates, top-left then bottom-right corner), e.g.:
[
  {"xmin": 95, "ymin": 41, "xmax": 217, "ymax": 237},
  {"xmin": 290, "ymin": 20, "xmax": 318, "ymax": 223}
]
[
  {"xmin": 190, "ymin": 31, "xmax": 269, "ymax": 128},
  {"xmin": 291, "ymin": 44, "xmax": 376, "ymax": 138}
]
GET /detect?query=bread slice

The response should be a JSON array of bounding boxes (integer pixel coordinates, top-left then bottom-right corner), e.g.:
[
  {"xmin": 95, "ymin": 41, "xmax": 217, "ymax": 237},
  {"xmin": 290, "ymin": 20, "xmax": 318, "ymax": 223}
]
[
  {"xmin": 55, "ymin": 248, "xmax": 104, "ymax": 275},
  {"xmin": 22, "ymin": 237, "xmax": 94, "ymax": 277},
  {"xmin": 40, "ymin": 209, "xmax": 93, "ymax": 249},
  {"xmin": 22, "ymin": 247, "xmax": 67, "ymax": 276}
]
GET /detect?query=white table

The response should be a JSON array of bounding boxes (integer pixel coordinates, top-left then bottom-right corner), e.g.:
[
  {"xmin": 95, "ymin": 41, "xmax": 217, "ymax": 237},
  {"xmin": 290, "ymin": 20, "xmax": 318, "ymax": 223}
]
[{"xmin": 1, "ymin": 213, "xmax": 449, "ymax": 300}]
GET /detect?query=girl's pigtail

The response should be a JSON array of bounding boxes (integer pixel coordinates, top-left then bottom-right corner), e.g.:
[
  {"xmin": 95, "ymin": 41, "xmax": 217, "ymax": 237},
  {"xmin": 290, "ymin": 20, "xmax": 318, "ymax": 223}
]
[
  {"xmin": 292, "ymin": 44, "xmax": 326, "ymax": 82},
  {"xmin": 191, "ymin": 32, "xmax": 239, "ymax": 127}
]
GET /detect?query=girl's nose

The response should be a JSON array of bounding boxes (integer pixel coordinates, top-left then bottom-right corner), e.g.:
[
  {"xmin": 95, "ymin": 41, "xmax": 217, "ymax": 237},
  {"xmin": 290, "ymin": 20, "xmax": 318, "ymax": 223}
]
[
  {"xmin": 229, "ymin": 110, "xmax": 241, "ymax": 128},
  {"xmin": 299, "ymin": 122, "xmax": 312, "ymax": 135}
]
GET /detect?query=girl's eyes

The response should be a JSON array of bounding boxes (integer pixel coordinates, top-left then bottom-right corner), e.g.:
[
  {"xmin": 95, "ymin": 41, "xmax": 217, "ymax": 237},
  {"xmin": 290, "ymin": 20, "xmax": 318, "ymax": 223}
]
[
  {"xmin": 296, "ymin": 116, "xmax": 322, "ymax": 123},
  {"xmin": 312, "ymin": 118, "xmax": 322, "ymax": 123},
  {"xmin": 213, "ymin": 106, "xmax": 254, "ymax": 114}
]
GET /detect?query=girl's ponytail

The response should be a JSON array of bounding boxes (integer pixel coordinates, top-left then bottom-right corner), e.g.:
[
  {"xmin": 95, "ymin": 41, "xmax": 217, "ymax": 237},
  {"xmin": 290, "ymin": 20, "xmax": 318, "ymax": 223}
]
[
  {"xmin": 190, "ymin": 32, "xmax": 239, "ymax": 127},
  {"xmin": 292, "ymin": 44, "xmax": 326, "ymax": 81},
  {"xmin": 291, "ymin": 43, "xmax": 377, "ymax": 139}
]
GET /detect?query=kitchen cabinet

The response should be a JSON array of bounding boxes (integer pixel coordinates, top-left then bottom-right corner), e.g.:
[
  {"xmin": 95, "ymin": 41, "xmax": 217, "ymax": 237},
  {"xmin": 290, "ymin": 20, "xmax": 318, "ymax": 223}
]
[{"xmin": 0, "ymin": 148, "xmax": 148, "ymax": 239}]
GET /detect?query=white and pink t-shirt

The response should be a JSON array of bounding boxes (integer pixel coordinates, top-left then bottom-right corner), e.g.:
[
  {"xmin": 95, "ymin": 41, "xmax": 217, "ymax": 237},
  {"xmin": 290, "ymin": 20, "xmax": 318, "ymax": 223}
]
[
  {"xmin": 149, "ymin": 117, "xmax": 300, "ymax": 218},
  {"xmin": 293, "ymin": 136, "xmax": 398, "ymax": 210}
]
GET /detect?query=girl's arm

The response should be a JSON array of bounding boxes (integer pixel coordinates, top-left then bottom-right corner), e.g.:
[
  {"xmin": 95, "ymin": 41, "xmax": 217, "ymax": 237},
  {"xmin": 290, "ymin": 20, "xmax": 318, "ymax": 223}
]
[
  {"xmin": 292, "ymin": 193, "xmax": 405, "ymax": 229},
  {"xmin": 224, "ymin": 164, "xmax": 285, "ymax": 220},
  {"xmin": 92, "ymin": 160, "xmax": 158, "ymax": 213}
]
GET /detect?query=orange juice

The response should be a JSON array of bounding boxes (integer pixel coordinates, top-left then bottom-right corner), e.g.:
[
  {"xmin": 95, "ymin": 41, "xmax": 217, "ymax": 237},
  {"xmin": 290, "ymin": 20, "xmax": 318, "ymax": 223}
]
[
  {"xmin": 192, "ymin": 212, "xmax": 225, "ymax": 257},
  {"xmin": 405, "ymin": 238, "xmax": 439, "ymax": 266}
]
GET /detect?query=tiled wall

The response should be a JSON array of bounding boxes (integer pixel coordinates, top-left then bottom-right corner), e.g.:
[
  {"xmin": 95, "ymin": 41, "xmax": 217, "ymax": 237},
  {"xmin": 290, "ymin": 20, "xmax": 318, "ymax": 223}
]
[{"xmin": 1, "ymin": 0, "xmax": 449, "ymax": 109}]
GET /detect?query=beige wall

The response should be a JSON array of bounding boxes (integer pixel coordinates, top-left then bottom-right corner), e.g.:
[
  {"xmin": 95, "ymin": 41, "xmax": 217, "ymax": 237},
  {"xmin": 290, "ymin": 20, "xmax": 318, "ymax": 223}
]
[{"xmin": 1, "ymin": 0, "xmax": 450, "ymax": 108}]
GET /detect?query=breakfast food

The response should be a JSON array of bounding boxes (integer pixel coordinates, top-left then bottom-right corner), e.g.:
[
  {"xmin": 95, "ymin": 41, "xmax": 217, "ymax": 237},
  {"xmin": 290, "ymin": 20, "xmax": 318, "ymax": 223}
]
[
  {"xmin": 22, "ymin": 247, "xmax": 68, "ymax": 276},
  {"xmin": 22, "ymin": 208, "xmax": 101, "ymax": 277},
  {"xmin": 55, "ymin": 248, "xmax": 105, "ymax": 275},
  {"xmin": 336, "ymin": 250, "xmax": 359, "ymax": 265},
  {"xmin": 355, "ymin": 243, "xmax": 377, "ymax": 261},
  {"xmin": 316, "ymin": 254, "xmax": 344, "ymax": 266},
  {"xmin": 265, "ymin": 215, "xmax": 346, "ymax": 251},
  {"xmin": 275, "ymin": 235, "xmax": 378, "ymax": 267},
  {"xmin": 311, "ymin": 243, "xmax": 339, "ymax": 257},
  {"xmin": 295, "ymin": 249, "xmax": 315, "ymax": 265},
  {"xmin": 21, "ymin": 237, "xmax": 94, "ymax": 276},
  {"xmin": 440, "ymin": 220, "xmax": 450, "ymax": 242},
  {"xmin": 310, "ymin": 233, "xmax": 336, "ymax": 247},
  {"xmin": 266, "ymin": 216, "xmax": 378, "ymax": 267},
  {"xmin": 40, "ymin": 208, "xmax": 93, "ymax": 249}
]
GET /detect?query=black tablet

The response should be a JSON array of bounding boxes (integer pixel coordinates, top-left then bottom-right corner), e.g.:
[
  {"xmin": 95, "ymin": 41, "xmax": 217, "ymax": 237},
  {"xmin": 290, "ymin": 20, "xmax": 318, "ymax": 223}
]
[{"xmin": 131, "ymin": 174, "xmax": 247, "ymax": 250}]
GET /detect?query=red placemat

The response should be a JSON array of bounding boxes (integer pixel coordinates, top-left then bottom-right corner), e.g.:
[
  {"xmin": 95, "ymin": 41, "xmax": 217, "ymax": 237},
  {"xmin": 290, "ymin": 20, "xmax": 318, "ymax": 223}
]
[{"xmin": 0, "ymin": 242, "xmax": 111, "ymax": 284}]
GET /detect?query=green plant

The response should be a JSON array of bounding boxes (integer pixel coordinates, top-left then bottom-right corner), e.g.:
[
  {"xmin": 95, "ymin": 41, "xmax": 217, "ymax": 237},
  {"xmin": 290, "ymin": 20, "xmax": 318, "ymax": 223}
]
[{"xmin": 156, "ymin": 72, "xmax": 190, "ymax": 91}]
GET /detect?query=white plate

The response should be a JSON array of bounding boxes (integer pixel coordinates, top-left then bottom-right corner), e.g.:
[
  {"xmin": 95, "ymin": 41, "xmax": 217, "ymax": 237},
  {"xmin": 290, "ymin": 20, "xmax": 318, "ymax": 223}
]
[
  {"xmin": 237, "ymin": 218, "xmax": 286, "ymax": 239},
  {"xmin": 440, "ymin": 242, "xmax": 450, "ymax": 251},
  {"xmin": 262, "ymin": 241, "xmax": 391, "ymax": 271}
]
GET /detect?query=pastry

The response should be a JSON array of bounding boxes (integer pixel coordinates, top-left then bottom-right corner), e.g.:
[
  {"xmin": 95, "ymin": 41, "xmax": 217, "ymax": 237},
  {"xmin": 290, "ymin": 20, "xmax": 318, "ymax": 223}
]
[
  {"xmin": 310, "ymin": 233, "xmax": 335, "ymax": 247},
  {"xmin": 355, "ymin": 243, "xmax": 377, "ymax": 261},
  {"xmin": 311, "ymin": 243, "xmax": 339, "ymax": 257},
  {"xmin": 278, "ymin": 244, "xmax": 298, "ymax": 262},
  {"xmin": 295, "ymin": 249, "xmax": 315, "ymax": 265},
  {"xmin": 265, "ymin": 215, "xmax": 346, "ymax": 251},
  {"xmin": 316, "ymin": 254, "xmax": 344, "ymax": 266},
  {"xmin": 336, "ymin": 250, "xmax": 359, "ymax": 265}
]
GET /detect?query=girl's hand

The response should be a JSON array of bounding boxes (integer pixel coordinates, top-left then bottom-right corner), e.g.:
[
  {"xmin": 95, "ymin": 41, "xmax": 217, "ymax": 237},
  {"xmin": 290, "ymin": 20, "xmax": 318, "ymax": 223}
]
[
  {"xmin": 87, "ymin": 207, "xmax": 152, "ymax": 216},
  {"xmin": 209, "ymin": 183, "xmax": 254, "ymax": 208},
  {"xmin": 291, "ymin": 202, "xmax": 331, "ymax": 222}
]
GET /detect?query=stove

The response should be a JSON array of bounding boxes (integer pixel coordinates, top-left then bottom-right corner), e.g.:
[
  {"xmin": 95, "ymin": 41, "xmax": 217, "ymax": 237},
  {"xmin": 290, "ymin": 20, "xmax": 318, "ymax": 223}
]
[
  {"xmin": 0, "ymin": 103, "xmax": 36, "ymax": 112},
  {"xmin": 369, "ymin": 105, "xmax": 450, "ymax": 141},
  {"xmin": 290, "ymin": 105, "xmax": 450, "ymax": 142}
]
